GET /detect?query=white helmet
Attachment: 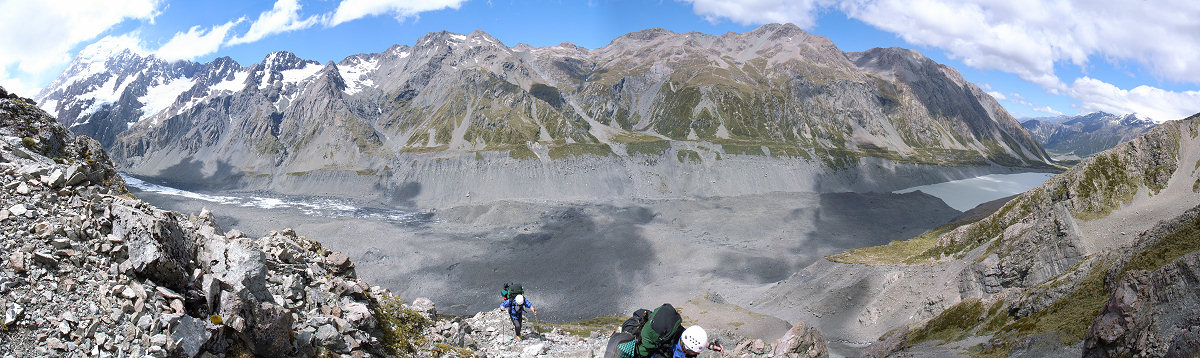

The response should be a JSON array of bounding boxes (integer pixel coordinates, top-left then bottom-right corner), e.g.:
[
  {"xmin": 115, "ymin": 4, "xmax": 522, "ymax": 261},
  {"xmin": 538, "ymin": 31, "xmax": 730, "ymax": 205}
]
[
  {"xmin": 680, "ymin": 325, "xmax": 707, "ymax": 353},
  {"xmin": 514, "ymin": 294, "xmax": 525, "ymax": 306}
]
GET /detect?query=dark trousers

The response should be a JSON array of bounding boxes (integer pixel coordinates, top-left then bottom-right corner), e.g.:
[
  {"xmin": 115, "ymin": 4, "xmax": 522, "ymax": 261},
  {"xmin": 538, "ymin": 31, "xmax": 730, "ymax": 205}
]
[{"xmin": 512, "ymin": 316, "xmax": 523, "ymax": 336}]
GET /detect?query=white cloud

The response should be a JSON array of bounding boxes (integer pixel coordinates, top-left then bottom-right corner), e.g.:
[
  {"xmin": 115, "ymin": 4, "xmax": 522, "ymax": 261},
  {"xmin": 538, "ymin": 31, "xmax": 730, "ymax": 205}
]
[
  {"xmin": 0, "ymin": 0, "xmax": 159, "ymax": 96},
  {"xmin": 326, "ymin": 0, "xmax": 466, "ymax": 27},
  {"xmin": 1032, "ymin": 106, "xmax": 1062, "ymax": 116},
  {"xmin": 1069, "ymin": 77, "xmax": 1200, "ymax": 123},
  {"xmin": 155, "ymin": 19, "xmax": 243, "ymax": 61},
  {"xmin": 227, "ymin": 0, "xmax": 319, "ymax": 46},
  {"xmin": 683, "ymin": 0, "xmax": 1200, "ymax": 90},
  {"xmin": 682, "ymin": 0, "xmax": 824, "ymax": 28},
  {"xmin": 986, "ymin": 91, "xmax": 1006, "ymax": 101}
]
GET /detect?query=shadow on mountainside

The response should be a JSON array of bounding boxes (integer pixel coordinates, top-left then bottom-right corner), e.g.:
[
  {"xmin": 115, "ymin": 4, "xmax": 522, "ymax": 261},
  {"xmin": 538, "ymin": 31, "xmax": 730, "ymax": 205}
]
[
  {"xmin": 409, "ymin": 205, "xmax": 658, "ymax": 321},
  {"xmin": 153, "ymin": 157, "xmax": 242, "ymax": 190},
  {"xmin": 797, "ymin": 191, "xmax": 960, "ymax": 261}
]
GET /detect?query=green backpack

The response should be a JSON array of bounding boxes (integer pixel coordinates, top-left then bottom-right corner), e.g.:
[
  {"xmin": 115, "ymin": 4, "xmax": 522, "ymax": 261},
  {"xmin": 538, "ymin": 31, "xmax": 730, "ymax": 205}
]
[
  {"xmin": 634, "ymin": 304, "xmax": 684, "ymax": 357},
  {"xmin": 502, "ymin": 283, "xmax": 524, "ymax": 300}
]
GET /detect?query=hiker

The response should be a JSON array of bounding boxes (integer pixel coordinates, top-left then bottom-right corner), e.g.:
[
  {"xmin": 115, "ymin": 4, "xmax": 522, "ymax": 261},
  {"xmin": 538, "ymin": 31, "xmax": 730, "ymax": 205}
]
[
  {"xmin": 604, "ymin": 303, "xmax": 724, "ymax": 358},
  {"xmin": 674, "ymin": 325, "xmax": 723, "ymax": 357},
  {"xmin": 500, "ymin": 294, "xmax": 537, "ymax": 339}
]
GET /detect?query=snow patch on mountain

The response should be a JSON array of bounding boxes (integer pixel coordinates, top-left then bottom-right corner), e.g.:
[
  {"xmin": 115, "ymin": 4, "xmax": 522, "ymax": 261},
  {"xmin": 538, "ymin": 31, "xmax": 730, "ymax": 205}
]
[
  {"xmin": 212, "ymin": 70, "xmax": 249, "ymax": 93},
  {"xmin": 78, "ymin": 75, "xmax": 133, "ymax": 116},
  {"xmin": 281, "ymin": 64, "xmax": 321, "ymax": 85},
  {"xmin": 138, "ymin": 77, "xmax": 195, "ymax": 121},
  {"xmin": 338, "ymin": 58, "xmax": 378, "ymax": 95}
]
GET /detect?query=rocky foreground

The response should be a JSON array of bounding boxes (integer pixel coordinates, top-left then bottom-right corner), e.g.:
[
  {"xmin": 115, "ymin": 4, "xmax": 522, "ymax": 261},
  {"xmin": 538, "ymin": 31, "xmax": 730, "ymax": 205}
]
[{"xmin": 0, "ymin": 88, "xmax": 833, "ymax": 357}]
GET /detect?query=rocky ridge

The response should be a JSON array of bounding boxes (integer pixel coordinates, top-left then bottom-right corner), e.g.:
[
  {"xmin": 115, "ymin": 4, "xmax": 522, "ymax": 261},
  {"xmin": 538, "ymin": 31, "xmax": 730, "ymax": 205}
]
[{"xmin": 36, "ymin": 24, "xmax": 1053, "ymax": 207}]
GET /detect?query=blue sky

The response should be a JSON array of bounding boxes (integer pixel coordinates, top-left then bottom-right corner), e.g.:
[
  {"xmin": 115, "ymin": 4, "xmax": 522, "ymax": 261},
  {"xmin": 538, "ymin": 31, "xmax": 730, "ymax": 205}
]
[{"xmin": 2, "ymin": 0, "xmax": 1198, "ymax": 121}]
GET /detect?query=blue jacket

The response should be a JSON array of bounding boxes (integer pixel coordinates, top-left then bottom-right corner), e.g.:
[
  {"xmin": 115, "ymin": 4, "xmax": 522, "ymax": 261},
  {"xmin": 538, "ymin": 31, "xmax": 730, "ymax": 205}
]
[{"xmin": 500, "ymin": 299, "xmax": 532, "ymax": 321}]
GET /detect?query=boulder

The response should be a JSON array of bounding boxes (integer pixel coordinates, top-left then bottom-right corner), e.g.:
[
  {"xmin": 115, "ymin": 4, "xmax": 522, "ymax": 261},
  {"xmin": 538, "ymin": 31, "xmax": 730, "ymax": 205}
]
[
  {"xmin": 8, "ymin": 204, "xmax": 26, "ymax": 217},
  {"xmin": 242, "ymin": 302, "xmax": 295, "ymax": 358},
  {"xmin": 771, "ymin": 321, "xmax": 828, "ymax": 358},
  {"xmin": 170, "ymin": 315, "xmax": 215, "ymax": 358},
  {"xmin": 3, "ymin": 302, "xmax": 23, "ymax": 327},
  {"xmin": 412, "ymin": 297, "xmax": 437, "ymax": 320}
]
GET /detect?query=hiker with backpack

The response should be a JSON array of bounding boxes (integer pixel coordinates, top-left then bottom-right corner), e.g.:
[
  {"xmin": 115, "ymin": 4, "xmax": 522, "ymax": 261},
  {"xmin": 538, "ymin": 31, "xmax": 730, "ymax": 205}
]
[
  {"xmin": 604, "ymin": 303, "xmax": 724, "ymax": 358},
  {"xmin": 500, "ymin": 294, "xmax": 537, "ymax": 339}
]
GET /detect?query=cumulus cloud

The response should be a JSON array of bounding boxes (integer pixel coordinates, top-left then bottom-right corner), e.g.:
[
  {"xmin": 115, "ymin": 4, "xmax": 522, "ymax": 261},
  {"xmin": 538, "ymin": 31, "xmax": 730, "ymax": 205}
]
[
  {"xmin": 682, "ymin": 0, "xmax": 824, "ymax": 28},
  {"xmin": 683, "ymin": 0, "xmax": 1200, "ymax": 90},
  {"xmin": 1032, "ymin": 106, "xmax": 1062, "ymax": 115},
  {"xmin": 155, "ymin": 19, "xmax": 244, "ymax": 61},
  {"xmin": 986, "ymin": 91, "xmax": 1007, "ymax": 101},
  {"xmin": 326, "ymin": 0, "xmax": 466, "ymax": 27},
  {"xmin": 1069, "ymin": 77, "xmax": 1200, "ymax": 123},
  {"xmin": 227, "ymin": 0, "xmax": 319, "ymax": 46},
  {"xmin": 0, "ymin": 0, "xmax": 159, "ymax": 95}
]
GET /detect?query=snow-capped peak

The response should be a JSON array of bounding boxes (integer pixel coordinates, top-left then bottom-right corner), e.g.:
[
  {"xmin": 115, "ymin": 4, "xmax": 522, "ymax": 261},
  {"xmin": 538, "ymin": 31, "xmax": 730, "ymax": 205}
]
[{"xmin": 76, "ymin": 35, "xmax": 147, "ymax": 61}]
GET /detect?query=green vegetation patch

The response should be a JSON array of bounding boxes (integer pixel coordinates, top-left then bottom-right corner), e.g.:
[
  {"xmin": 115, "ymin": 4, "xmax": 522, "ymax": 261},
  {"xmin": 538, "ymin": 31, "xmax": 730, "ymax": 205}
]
[
  {"xmin": 508, "ymin": 144, "xmax": 538, "ymax": 160},
  {"xmin": 1123, "ymin": 212, "xmax": 1200, "ymax": 275},
  {"xmin": 286, "ymin": 171, "xmax": 308, "ymax": 177},
  {"xmin": 400, "ymin": 145, "xmax": 449, "ymax": 154},
  {"xmin": 677, "ymin": 149, "xmax": 701, "ymax": 164},
  {"xmin": 626, "ymin": 140, "xmax": 671, "ymax": 157},
  {"xmin": 828, "ymin": 220, "xmax": 970, "ymax": 265},
  {"xmin": 1073, "ymin": 153, "xmax": 1138, "ymax": 220},
  {"xmin": 374, "ymin": 295, "xmax": 430, "ymax": 355},
  {"xmin": 547, "ymin": 143, "xmax": 613, "ymax": 159},
  {"xmin": 355, "ymin": 169, "xmax": 377, "ymax": 176},
  {"xmin": 720, "ymin": 142, "xmax": 766, "ymax": 156},
  {"xmin": 905, "ymin": 298, "xmax": 987, "ymax": 345}
]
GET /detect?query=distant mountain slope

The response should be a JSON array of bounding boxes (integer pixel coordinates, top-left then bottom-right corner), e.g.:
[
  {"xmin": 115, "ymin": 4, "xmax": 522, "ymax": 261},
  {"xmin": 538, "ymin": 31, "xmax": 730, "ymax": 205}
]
[
  {"xmin": 37, "ymin": 24, "xmax": 1053, "ymax": 205},
  {"xmin": 1022, "ymin": 111, "xmax": 1156, "ymax": 158}
]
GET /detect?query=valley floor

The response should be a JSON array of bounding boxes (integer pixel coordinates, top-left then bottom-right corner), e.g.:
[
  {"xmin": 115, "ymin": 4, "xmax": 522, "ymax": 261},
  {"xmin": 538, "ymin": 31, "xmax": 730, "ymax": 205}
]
[{"xmin": 128, "ymin": 185, "xmax": 960, "ymax": 328}]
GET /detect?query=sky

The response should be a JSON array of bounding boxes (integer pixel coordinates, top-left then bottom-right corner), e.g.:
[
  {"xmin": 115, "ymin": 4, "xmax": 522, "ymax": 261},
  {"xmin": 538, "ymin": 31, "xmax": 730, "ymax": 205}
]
[{"xmin": 1, "ymin": 0, "xmax": 1198, "ymax": 122}]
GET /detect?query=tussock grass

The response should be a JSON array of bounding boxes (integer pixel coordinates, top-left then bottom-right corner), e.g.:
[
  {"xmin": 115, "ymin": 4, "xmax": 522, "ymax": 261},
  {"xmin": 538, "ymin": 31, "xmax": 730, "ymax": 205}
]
[
  {"xmin": 626, "ymin": 140, "xmax": 671, "ymax": 157},
  {"xmin": 1123, "ymin": 212, "xmax": 1200, "ymax": 275},
  {"xmin": 827, "ymin": 221, "xmax": 969, "ymax": 265},
  {"xmin": 676, "ymin": 149, "xmax": 701, "ymax": 164},
  {"xmin": 547, "ymin": 143, "xmax": 613, "ymax": 159}
]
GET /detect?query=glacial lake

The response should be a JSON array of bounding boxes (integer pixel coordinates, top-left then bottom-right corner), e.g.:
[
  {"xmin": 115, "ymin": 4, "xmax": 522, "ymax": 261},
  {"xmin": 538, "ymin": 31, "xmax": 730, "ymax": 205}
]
[{"xmin": 893, "ymin": 172, "xmax": 1056, "ymax": 211}]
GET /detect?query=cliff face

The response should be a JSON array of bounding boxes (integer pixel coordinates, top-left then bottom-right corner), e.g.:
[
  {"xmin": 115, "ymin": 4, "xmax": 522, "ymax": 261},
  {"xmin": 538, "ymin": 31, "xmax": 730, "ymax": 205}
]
[{"xmin": 36, "ymin": 24, "xmax": 1052, "ymax": 206}]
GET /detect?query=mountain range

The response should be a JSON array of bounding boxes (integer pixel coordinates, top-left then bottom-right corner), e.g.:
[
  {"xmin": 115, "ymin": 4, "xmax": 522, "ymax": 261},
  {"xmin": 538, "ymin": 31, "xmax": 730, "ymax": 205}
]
[
  {"xmin": 36, "ymin": 24, "xmax": 1052, "ymax": 205},
  {"xmin": 1022, "ymin": 112, "xmax": 1157, "ymax": 158}
]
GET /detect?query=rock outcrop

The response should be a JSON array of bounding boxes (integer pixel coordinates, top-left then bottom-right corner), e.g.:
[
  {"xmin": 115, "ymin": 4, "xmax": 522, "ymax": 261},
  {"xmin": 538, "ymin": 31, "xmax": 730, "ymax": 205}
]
[{"xmin": 1083, "ymin": 205, "xmax": 1200, "ymax": 357}]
